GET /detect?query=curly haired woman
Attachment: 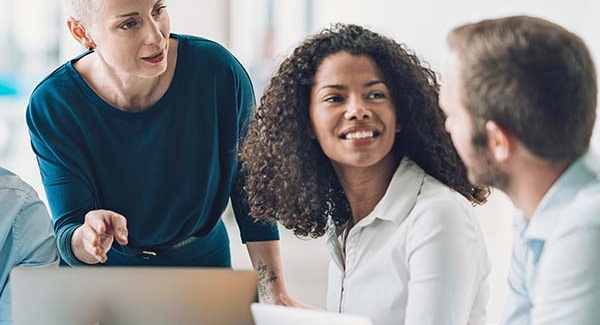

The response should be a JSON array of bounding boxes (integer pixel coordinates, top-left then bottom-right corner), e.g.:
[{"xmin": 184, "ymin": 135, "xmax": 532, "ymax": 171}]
[{"xmin": 241, "ymin": 24, "xmax": 491, "ymax": 325}]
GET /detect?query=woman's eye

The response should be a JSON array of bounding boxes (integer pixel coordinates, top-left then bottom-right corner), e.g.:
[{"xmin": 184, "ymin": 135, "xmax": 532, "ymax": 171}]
[
  {"xmin": 120, "ymin": 20, "xmax": 138, "ymax": 30},
  {"xmin": 153, "ymin": 5, "xmax": 167, "ymax": 16},
  {"xmin": 324, "ymin": 95, "xmax": 343, "ymax": 103},
  {"xmin": 367, "ymin": 92, "xmax": 386, "ymax": 99}
]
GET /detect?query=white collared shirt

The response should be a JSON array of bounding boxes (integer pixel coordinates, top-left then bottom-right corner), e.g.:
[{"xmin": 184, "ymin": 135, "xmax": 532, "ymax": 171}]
[
  {"xmin": 501, "ymin": 151, "xmax": 600, "ymax": 325},
  {"xmin": 326, "ymin": 158, "xmax": 491, "ymax": 325}
]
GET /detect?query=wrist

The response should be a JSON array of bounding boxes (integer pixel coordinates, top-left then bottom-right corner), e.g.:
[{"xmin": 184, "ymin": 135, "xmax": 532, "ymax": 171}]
[
  {"xmin": 71, "ymin": 225, "xmax": 98, "ymax": 265},
  {"xmin": 262, "ymin": 281, "xmax": 291, "ymax": 304}
]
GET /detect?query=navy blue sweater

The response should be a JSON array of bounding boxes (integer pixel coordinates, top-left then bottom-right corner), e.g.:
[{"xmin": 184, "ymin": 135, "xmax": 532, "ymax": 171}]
[{"xmin": 26, "ymin": 34, "xmax": 278, "ymax": 265}]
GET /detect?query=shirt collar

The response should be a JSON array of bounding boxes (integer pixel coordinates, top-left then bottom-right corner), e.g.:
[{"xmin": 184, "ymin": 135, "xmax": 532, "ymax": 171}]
[
  {"xmin": 337, "ymin": 157, "xmax": 424, "ymax": 233},
  {"xmin": 524, "ymin": 151, "xmax": 599, "ymax": 241},
  {"xmin": 370, "ymin": 157, "xmax": 425, "ymax": 224},
  {"xmin": 325, "ymin": 157, "xmax": 425, "ymax": 232},
  {"xmin": 0, "ymin": 167, "xmax": 14, "ymax": 177},
  {"xmin": 325, "ymin": 158, "xmax": 425, "ymax": 269}
]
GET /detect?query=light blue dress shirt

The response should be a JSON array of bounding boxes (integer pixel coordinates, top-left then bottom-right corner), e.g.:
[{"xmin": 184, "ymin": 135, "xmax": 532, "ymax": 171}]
[
  {"xmin": 501, "ymin": 152, "xmax": 600, "ymax": 325},
  {"xmin": 0, "ymin": 168, "xmax": 58, "ymax": 324}
]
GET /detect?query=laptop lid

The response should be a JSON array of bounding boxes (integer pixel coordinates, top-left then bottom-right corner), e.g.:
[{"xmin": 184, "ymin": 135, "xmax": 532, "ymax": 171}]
[
  {"xmin": 251, "ymin": 303, "xmax": 374, "ymax": 325},
  {"xmin": 11, "ymin": 267, "xmax": 257, "ymax": 325}
]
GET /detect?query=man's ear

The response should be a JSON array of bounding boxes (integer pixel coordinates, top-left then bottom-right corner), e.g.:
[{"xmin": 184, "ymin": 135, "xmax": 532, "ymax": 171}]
[
  {"xmin": 485, "ymin": 120, "xmax": 513, "ymax": 163},
  {"xmin": 66, "ymin": 17, "xmax": 96, "ymax": 50}
]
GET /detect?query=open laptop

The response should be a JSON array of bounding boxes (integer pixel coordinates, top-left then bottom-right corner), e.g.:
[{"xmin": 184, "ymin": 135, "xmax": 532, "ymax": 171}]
[
  {"xmin": 251, "ymin": 303, "xmax": 374, "ymax": 325},
  {"xmin": 11, "ymin": 267, "xmax": 257, "ymax": 325}
]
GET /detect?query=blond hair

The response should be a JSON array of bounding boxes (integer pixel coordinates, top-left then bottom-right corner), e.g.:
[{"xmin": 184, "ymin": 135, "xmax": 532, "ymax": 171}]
[{"xmin": 63, "ymin": 0, "xmax": 102, "ymax": 24}]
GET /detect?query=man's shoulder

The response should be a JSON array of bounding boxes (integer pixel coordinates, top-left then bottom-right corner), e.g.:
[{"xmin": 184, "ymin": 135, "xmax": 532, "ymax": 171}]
[
  {"xmin": 569, "ymin": 180, "xmax": 600, "ymax": 227},
  {"xmin": 548, "ymin": 179, "xmax": 600, "ymax": 240},
  {"xmin": 0, "ymin": 168, "xmax": 36, "ymax": 197},
  {"xmin": 0, "ymin": 168, "xmax": 41, "ymax": 224}
]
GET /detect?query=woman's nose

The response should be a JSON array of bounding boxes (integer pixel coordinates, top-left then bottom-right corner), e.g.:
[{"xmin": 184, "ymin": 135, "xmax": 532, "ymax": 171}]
[
  {"xmin": 144, "ymin": 20, "xmax": 164, "ymax": 46},
  {"xmin": 344, "ymin": 97, "xmax": 371, "ymax": 120}
]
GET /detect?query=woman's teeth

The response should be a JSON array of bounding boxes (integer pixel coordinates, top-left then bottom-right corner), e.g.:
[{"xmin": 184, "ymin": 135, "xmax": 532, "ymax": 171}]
[{"xmin": 345, "ymin": 131, "xmax": 374, "ymax": 140}]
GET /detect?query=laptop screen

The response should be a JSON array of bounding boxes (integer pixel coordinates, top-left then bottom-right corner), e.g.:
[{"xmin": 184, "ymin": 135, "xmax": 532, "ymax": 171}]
[{"xmin": 11, "ymin": 267, "xmax": 257, "ymax": 325}]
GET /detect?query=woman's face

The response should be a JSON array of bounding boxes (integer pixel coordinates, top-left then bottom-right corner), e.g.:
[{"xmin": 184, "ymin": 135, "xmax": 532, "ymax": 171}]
[
  {"xmin": 85, "ymin": 0, "xmax": 170, "ymax": 78},
  {"xmin": 309, "ymin": 52, "xmax": 397, "ymax": 170}
]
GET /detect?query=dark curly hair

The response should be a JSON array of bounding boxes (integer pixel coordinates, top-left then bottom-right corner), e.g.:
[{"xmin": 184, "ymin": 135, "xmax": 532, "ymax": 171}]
[{"xmin": 240, "ymin": 23, "xmax": 488, "ymax": 238}]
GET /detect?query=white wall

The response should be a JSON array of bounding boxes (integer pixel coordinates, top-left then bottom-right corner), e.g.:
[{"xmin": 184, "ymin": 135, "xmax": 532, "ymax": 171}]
[{"xmin": 168, "ymin": 0, "xmax": 229, "ymax": 45}]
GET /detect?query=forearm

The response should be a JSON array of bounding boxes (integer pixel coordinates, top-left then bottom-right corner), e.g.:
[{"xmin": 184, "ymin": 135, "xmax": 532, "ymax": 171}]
[{"xmin": 246, "ymin": 240, "xmax": 289, "ymax": 304}]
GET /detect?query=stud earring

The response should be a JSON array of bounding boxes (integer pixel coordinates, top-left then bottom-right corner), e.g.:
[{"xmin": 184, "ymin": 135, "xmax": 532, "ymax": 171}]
[{"xmin": 82, "ymin": 40, "xmax": 96, "ymax": 51}]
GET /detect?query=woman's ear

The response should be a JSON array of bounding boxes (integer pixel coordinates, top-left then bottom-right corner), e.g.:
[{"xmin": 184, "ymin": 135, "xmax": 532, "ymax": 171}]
[{"xmin": 66, "ymin": 17, "xmax": 96, "ymax": 50}]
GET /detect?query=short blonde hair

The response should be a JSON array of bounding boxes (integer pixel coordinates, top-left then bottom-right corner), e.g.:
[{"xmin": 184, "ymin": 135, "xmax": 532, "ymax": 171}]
[{"xmin": 63, "ymin": 0, "xmax": 102, "ymax": 24}]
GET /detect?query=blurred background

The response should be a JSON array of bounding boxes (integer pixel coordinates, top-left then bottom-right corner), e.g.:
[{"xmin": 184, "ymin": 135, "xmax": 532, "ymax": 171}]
[{"xmin": 1, "ymin": 0, "xmax": 598, "ymax": 323}]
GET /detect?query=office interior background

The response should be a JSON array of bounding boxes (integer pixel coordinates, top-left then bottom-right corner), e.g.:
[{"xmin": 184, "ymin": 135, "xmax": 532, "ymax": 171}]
[{"xmin": 0, "ymin": 0, "xmax": 598, "ymax": 322}]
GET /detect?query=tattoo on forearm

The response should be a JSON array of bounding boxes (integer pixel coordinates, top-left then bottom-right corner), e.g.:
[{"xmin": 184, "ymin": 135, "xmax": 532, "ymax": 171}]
[{"xmin": 256, "ymin": 261, "xmax": 278, "ymax": 302}]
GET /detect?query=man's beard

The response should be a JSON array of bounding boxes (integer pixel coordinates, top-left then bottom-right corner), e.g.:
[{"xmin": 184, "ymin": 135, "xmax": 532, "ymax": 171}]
[{"xmin": 467, "ymin": 131, "xmax": 510, "ymax": 190}]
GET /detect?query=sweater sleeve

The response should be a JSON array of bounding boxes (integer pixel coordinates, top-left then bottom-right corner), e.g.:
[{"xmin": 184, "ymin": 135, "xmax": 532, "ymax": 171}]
[
  {"xmin": 229, "ymin": 53, "xmax": 279, "ymax": 243},
  {"xmin": 26, "ymin": 86, "xmax": 95, "ymax": 266}
]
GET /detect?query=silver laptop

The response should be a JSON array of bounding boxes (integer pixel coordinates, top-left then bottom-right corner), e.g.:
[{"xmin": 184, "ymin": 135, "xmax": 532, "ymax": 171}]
[
  {"xmin": 11, "ymin": 267, "xmax": 257, "ymax": 325},
  {"xmin": 251, "ymin": 303, "xmax": 374, "ymax": 325}
]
